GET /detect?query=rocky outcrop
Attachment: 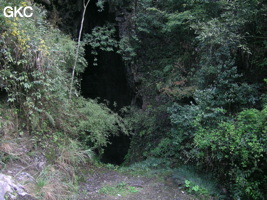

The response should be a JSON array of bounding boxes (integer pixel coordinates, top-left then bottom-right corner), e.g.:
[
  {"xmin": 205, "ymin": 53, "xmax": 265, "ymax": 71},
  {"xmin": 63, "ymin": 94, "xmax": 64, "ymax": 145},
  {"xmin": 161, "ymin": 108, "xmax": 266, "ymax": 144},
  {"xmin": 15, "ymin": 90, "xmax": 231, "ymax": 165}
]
[{"xmin": 0, "ymin": 173, "xmax": 33, "ymax": 200}]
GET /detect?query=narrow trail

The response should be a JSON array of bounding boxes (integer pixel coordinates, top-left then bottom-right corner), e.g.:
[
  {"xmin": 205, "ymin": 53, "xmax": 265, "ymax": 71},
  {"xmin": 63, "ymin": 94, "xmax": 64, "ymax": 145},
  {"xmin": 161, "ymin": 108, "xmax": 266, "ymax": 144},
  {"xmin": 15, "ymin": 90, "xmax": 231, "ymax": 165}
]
[
  {"xmin": 78, "ymin": 166, "xmax": 197, "ymax": 200},
  {"xmin": 1, "ymin": 158, "xmax": 198, "ymax": 199}
]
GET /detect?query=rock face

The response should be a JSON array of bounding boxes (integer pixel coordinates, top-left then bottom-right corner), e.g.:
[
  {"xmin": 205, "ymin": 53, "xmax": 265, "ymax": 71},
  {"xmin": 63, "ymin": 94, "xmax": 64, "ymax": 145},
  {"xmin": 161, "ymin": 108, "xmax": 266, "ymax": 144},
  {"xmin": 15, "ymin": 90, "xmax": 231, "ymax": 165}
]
[{"xmin": 0, "ymin": 173, "xmax": 30, "ymax": 200}]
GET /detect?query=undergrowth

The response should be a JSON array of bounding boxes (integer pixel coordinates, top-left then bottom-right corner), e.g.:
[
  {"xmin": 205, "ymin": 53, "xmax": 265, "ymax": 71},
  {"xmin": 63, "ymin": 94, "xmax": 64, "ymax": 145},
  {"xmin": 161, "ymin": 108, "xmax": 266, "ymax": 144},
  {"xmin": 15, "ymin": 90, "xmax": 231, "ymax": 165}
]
[
  {"xmin": 0, "ymin": 1, "xmax": 129, "ymax": 199},
  {"xmin": 99, "ymin": 182, "xmax": 139, "ymax": 196},
  {"xmin": 119, "ymin": 158, "xmax": 222, "ymax": 199}
]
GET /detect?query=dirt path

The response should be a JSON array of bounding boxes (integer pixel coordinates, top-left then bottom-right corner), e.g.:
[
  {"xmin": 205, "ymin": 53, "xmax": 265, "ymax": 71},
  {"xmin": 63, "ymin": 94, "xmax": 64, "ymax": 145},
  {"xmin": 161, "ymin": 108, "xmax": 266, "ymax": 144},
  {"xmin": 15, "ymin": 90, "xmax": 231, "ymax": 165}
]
[
  {"xmin": 1, "ymin": 160, "xmax": 198, "ymax": 199},
  {"xmin": 78, "ymin": 166, "xmax": 197, "ymax": 200}
]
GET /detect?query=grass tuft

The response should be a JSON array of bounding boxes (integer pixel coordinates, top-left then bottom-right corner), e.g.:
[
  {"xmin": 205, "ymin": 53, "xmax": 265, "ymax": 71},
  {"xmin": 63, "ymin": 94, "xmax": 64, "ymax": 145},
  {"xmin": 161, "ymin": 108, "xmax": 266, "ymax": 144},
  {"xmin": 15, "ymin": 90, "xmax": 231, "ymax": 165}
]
[{"xmin": 99, "ymin": 182, "xmax": 139, "ymax": 196}]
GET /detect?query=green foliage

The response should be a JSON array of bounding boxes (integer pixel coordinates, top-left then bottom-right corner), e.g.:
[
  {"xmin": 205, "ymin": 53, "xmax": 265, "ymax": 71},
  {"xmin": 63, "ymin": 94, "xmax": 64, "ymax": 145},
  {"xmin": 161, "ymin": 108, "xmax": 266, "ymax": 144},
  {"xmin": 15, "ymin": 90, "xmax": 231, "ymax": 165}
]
[
  {"xmin": 96, "ymin": 0, "xmax": 105, "ymax": 12},
  {"xmin": 123, "ymin": 1, "xmax": 267, "ymax": 199},
  {"xmin": 99, "ymin": 182, "xmax": 139, "ymax": 196},
  {"xmin": 117, "ymin": 36, "xmax": 137, "ymax": 63},
  {"xmin": 0, "ymin": 1, "xmax": 87, "ymax": 137},
  {"xmin": 32, "ymin": 165, "xmax": 79, "ymax": 199},
  {"xmin": 194, "ymin": 108, "xmax": 267, "ymax": 199},
  {"xmin": 172, "ymin": 165, "xmax": 221, "ymax": 198},
  {"xmin": 1, "ymin": 0, "xmax": 267, "ymax": 199},
  {"xmin": 84, "ymin": 24, "xmax": 118, "ymax": 65},
  {"xmin": 56, "ymin": 139, "xmax": 93, "ymax": 166},
  {"xmin": 184, "ymin": 179, "xmax": 209, "ymax": 197},
  {"xmin": 75, "ymin": 97, "xmax": 129, "ymax": 154},
  {"xmin": 0, "ymin": 0, "xmax": 130, "ymax": 165},
  {"xmin": 120, "ymin": 157, "xmax": 171, "ymax": 177},
  {"xmin": 128, "ymin": 157, "xmax": 171, "ymax": 171},
  {"xmin": 150, "ymin": 104, "xmax": 201, "ymax": 160},
  {"xmin": 124, "ymin": 105, "xmax": 170, "ymax": 163}
]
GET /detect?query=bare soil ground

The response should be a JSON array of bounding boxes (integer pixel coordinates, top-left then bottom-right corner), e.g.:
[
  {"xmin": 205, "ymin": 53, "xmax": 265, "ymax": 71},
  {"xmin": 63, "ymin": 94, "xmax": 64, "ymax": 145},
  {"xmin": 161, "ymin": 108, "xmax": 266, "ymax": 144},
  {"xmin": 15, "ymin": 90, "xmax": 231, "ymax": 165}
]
[
  {"xmin": 78, "ymin": 166, "xmax": 198, "ymax": 200},
  {"xmin": 1, "ymin": 159, "xmax": 199, "ymax": 200}
]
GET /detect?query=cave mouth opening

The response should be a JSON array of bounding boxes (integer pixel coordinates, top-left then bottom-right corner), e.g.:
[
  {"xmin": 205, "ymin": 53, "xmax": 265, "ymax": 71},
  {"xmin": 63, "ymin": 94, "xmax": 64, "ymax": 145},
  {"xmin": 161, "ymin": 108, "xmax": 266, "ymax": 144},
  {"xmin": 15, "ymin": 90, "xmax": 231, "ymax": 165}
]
[
  {"xmin": 0, "ymin": 89, "xmax": 7, "ymax": 103},
  {"xmin": 101, "ymin": 134, "xmax": 132, "ymax": 165},
  {"xmin": 80, "ymin": 0, "xmax": 133, "ymax": 165}
]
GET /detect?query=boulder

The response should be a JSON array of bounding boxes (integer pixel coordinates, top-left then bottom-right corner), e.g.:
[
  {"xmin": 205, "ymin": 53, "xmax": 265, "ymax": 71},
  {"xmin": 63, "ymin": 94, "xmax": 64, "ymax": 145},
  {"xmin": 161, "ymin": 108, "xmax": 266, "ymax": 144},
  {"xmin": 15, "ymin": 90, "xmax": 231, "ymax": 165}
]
[{"xmin": 0, "ymin": 173, "xmax": 29, "ymax": 200}]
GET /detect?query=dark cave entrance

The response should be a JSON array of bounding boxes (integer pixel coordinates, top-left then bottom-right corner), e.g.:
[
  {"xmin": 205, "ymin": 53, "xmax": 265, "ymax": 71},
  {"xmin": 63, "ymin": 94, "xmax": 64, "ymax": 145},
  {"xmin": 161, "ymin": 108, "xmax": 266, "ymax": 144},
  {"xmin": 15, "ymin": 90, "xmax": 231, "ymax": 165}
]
[
  {"xmin": 0, "ymin": 89, "xmax": 7, "ymax": 102},
  {"xmin": 80, "ymin": 0, "xmax": 132, "ymax": 165}
]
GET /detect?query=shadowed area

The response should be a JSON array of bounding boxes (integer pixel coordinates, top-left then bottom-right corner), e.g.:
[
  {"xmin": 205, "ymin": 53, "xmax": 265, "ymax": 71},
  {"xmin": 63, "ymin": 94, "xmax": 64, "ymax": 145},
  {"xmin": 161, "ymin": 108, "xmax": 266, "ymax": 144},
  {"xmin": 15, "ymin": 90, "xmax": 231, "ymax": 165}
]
[{"xmin": 80, "ymin": 0, "xmax": 132, "ymax": 165}]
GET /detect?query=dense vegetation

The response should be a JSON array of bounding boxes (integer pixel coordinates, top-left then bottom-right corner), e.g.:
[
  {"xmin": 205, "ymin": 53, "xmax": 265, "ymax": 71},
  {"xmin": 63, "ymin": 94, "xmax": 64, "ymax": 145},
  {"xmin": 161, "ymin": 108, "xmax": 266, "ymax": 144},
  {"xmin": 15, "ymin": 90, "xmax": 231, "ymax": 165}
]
[
  {"xmin": 0, "ymin": 0, "xmax": 266, "ymax": 199},
  {"xmin": 120, "ymin": 0, "xmax": 267, "ymax": 199},
  {"xmin": 0, "ymin": 0, "xmax": 128, "ymax": 198}
]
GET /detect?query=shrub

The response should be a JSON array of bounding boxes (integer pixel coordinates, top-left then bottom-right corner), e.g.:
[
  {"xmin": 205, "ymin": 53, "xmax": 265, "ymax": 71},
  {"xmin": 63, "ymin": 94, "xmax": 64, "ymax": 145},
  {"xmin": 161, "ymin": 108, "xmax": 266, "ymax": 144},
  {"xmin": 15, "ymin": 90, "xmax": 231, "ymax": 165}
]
[
  {"xmin": 0, "ymin": 0, "xmax": 86, "ymax": 135},
  {"xmin": 124, "ymin": 105, "xmax": 170, "ymax": 163},
  {"xmin": 27, "ymin": 165, "xmax": 78, "ymax": 200},
  {"xmin": 194, "ymin": 108, "xmax": 267, "ymax": 199},
  {"xmin": 75, "ymin": 97, "xmax": 129, "ymax": 154}
]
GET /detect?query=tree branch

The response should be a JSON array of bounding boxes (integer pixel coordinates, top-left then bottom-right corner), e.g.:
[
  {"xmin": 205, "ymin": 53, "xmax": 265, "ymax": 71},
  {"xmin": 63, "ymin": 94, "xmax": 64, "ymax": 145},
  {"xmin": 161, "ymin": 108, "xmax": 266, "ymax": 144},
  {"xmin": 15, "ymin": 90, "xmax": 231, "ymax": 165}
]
[{"xmin": 69, "ymin": 0, "xmax": 91, "ymax": 99}]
